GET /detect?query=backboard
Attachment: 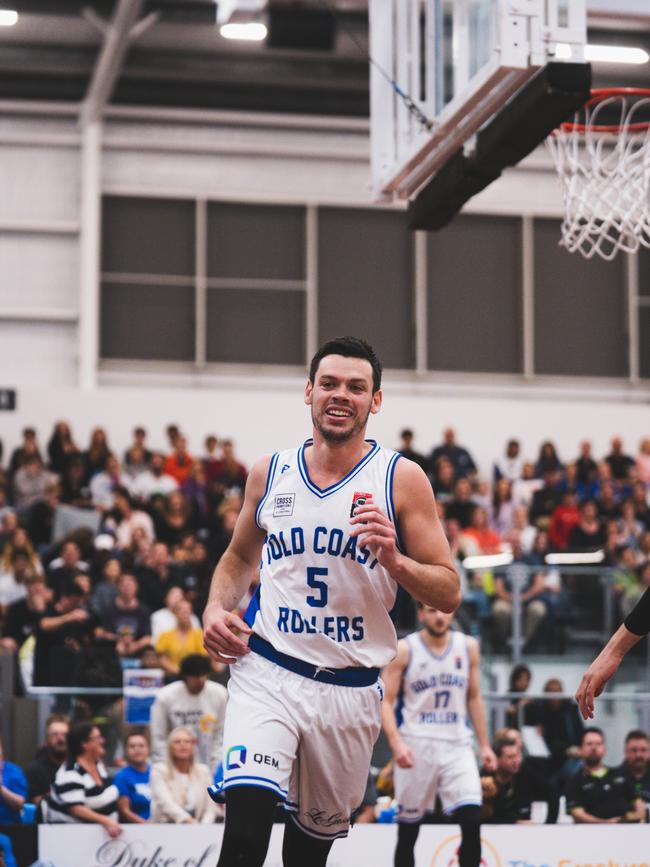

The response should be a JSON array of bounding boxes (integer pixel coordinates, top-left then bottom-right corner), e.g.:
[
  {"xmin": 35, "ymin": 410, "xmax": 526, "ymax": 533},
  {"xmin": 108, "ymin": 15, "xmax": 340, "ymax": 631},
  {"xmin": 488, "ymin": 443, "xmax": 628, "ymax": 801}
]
[{"xmin": 369, "ymin": 0, "xmax": 590, "ymax": 227}]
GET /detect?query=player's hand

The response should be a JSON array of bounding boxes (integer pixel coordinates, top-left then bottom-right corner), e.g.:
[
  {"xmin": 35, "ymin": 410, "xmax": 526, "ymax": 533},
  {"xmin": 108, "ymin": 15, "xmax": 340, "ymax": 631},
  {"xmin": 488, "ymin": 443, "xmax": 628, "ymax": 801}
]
[
  {"xmin": 480, "ymin": 745, "xmax": 497, "ymax": 772},
  {"xmin": 575, "ymin": 646, "xmax": 624, "ymax": 720},
  {"xmin": 350, "ymin": 496, "xmax": 400, "ymax": 571},
  {"xmin": 392, "ymin": 738, "xmax": 415, "ymax": 769},
  {"xmin": 203, "ymin": 605, "xmax": 252, "ymax": 663}
]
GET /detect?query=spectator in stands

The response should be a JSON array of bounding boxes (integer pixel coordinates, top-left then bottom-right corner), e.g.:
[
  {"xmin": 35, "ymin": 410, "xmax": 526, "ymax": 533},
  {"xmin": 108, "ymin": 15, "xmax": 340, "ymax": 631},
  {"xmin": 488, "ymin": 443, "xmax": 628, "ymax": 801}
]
[
  {"xmin": 566, "ymin": 727, "xmax": 645, "ymax": 823},
  {"xmin": 0, "ymin": 735, "xmax": 27, "ymax": 824},
  {"xmin": 59, "ymin": 456, "xmax": 92, "ymax": 509},
  {"xmin": 151, "ymin": 727, "xmax": 220, "ymax": 824},
  {"xmin": 462, "ymin": 505, "xmax": 502, "ymax": 554},
  {"xmin": 549, "ymin": 491, "xmax": 581, "ymax": 551},
  {"xmin": 636, "ymin": 439, "xmax": 650, "ymax": 486},
  {"xmin": 397, "ymin": 429, "xmax": 429, "ymax": 473},
  {"xmin": 512, "ymin": 461, "xmax": 544, "ymax": 509},
  {"xmin": 155, "ymin": 491, "xmax": 196, "ymax": 548},
  {"xmin": 1, "ymin": 528, "xmax": 41, "ymax": 578},
  {"xmin": 46, "ymin": 721, "xmax": 121, "ymax": 836},
  {"xmin": 166, "ymin": 424, "xmax": 181, "ymax": 451},
  {"xmin": 135, "ymin": 542, "xmax": 176, "ymax": 613},
  {"xmin": 202, "ymin": 434, "xmax": 221, "ymax": 475},
  {"xmin": 488, "ymin": 477, "xmax": 515, "ymax": 535},
  {"xmin": 534, "ymin": 678, "xmax": 583, "ymax": 784},
  {"xmin": 46, "ymin": 540, "xmax": 88, "ymax": 599},
  {"xmin": 597, "ymin": 480, "xmax": 621, "ymax": 522},
  {"xmin": 151, "ymin": 654, "xmax": 227, "ymax": 770},
  {"xmin": 0, "ymin": 549, "xmax": 34, "ymax": 610},
  {"xmin": 12, "ymin": 455, "xmax": 55, "ymax": 511},
  {"xmin": 442, "ymin": 479, "xmax": 474, "ymax": 530},
  {"xmin": 491, "ymin": 727, "xmax": 559, "ymax": 822},
  {"xmin": 617, "ymin": 500, "xmax": 645, "ymax": 549},
  {"xmin": 26, "ymin": 714, "xmax": 69, "ymax": 806},
  {"xmin": 606, "ymin": 437, "xmax": 636, "ymax": 482},
  {"xmin": 510, "ymin": 505, "xmax": 536, "ymax": 554},
  {"xmin": 114, "ymin": 729, "xmax": 152, "ymax": 823},
  {"xmin": 90, "ymin": 556, "xmax": 122, "ymax": 620},
  {"xmin": 8, "ymin": 428, "xmax": 42, "ymax": 478},
  {"xmin": 529, "ymin": 469, "xmax": 564, "ymax": 527},
  {"xmin": 493, "ymin": 557, "xmax": 546, "ymax": 652},
  {"xmin": 90, "ymin": 454, "xmax": 125, "ymax": 512},
  {"xmin": 631, "ymin": 483, "xmax": 650, "ymax": 529},
  {"xmin": 568, "ymin": 500, "xmax": 606, "ymax": 552},
  {"xmin": 207, "ymin": 497, "xmax": 241, "ymax": 564},
  {"xmin": 494, "ymin": 438, "xmax": 524, "ymax": 483},
  {"xmin": 1, "ymin": 575, "xmax": 48, "ymax": 655},
  {"xmin": 131, "ymin": 453, "xmax": 178, "ymax": 504},
  {"xmin": 534, "ymin": 441, "xmax": 564, "ymax": 479},
  {"xmin": 503, "ymin": 664, "xmax": 537, "ymax": 729},
  {"xmin": 575, "ymin": 440, "xmax": 598, "ymax": 487},
  {"xmin": 480, "ymin": 736, "xmax": 535, "ymax": 823},
  {"xmin": 180, "ymin": 462, "xmax": 210, "ymax": 524},
  {"xmin": 612, "ymin": 546, "xmax": 643, "ymax": 618},
  {"xmin": 96, "ymin": 573, "xmax": 151, "ymax": 662},
  {"xmin": 46, "ymin": 421, "xmax": 79, "ymax": 475},
  {"xmin": 27, "ymin": 480, "xmax": 60, "ymax": 549},
  {"xmin": 164, "ymin": 436, "xmax": 193, "ymax": 486},
  {"xmin": 616, "ymin": 730, "xmax": 650, "ymax": 811},
  {"xmin": 151, "ymin": 586, "xmax": 199, "ymax": 641},
  {"xmin": 33, "ymin": 580, "xmax": 94, "ymax": 686},
  {"xmin": 106, "ymin": 487, "xmax": 155, "ymax": 550},
  {"xmin": 0, "ymin": 833, "xmax": 17, "ymax": 867},
  {"xmin": 430, "ymin": 427, "xmax": 476, "ymax": 480},
  {"xmin": 83, "ymin": 427, "xmax": 111, "ymax": 481},
  {"xmin": 430, "ymin": 457, "xmax": 455, "ymax": 501},
  {"xmin": 155, "ymin": 599, "xmax": 207, "ymax": 678},
  {"xmin": 124, "ymin": 427, "xmax": 152, "ymax": 472}
]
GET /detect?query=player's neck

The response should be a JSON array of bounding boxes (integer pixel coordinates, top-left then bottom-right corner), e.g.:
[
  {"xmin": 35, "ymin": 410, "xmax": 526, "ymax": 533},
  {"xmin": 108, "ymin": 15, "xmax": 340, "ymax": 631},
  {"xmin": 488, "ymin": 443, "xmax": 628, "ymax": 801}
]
[
  {"xmin": 306, "ymin": 431, "xmax": 372, "ymax": 484},
  {"xmin": 420, "ymin": 628, "xmax": 451, "ymax": 653}
]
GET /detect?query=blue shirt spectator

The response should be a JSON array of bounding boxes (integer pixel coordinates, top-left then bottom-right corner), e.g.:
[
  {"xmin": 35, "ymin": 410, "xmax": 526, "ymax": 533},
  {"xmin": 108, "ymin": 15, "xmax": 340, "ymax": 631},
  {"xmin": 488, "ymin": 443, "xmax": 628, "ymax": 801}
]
[
  {"xmin": 0, "ymin": 738, "xmax": 28, "ymax": 824},
  {"xmin": 114, "ymin": 731, "xmax": 151, "ymax": 823},
  {"xmin": 0, "ymin": 833, "xmax": 17, "ymax": 867}
]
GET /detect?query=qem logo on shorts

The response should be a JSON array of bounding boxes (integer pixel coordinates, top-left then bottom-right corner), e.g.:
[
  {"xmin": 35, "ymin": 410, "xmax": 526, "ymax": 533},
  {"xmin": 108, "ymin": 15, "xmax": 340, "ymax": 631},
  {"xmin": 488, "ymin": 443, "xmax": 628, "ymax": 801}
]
[
  {"xmin": 226, "ymin": 745, "xmax": 247, "ymax": 770},
  {"xmin": 430, "ymin": 834, "xmax": 502, "ymax": 867}
]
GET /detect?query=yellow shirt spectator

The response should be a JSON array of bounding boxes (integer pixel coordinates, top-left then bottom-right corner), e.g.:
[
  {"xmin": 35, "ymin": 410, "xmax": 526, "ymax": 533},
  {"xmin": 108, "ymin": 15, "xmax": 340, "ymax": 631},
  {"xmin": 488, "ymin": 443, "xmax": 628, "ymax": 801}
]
[{"xmin": 155, "ymin": 599, "xmax": 208, "ymax": 676}]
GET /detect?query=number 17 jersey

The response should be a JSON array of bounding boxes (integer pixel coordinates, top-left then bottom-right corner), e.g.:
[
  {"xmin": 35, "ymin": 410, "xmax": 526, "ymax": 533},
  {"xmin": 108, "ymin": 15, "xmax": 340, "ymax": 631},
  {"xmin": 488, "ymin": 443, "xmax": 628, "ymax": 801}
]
[{"xmin": 245, "ymin": 439, "xmax": 403, "ymax": 670}]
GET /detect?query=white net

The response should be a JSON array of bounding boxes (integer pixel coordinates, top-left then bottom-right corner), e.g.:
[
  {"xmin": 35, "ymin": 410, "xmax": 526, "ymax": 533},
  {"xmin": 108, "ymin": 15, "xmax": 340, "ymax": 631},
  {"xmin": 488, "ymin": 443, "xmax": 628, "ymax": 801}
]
[{"xmin": 546, "ymin": 89, "xmax": 650, "ymax": 261}]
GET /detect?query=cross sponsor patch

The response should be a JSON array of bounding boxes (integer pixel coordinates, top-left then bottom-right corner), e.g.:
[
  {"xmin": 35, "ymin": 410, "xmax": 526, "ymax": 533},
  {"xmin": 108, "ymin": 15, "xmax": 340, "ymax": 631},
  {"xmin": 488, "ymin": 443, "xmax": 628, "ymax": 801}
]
[
  {"xmin": 350, "ymin": 491, "xmax": 372, "ymax": 518},
  {"xmin": 273, "ymin": 493, "xmax": 295, "ymax": 517}
]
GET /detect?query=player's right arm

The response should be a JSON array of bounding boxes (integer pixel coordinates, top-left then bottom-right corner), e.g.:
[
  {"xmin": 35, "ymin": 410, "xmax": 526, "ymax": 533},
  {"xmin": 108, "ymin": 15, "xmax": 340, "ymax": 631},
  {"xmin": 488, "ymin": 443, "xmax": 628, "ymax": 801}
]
[
  {"xmin": 202, "ymin": 456, "xmax": 270, "ymax": 663},
  {"xmin": 381, "ymin": 639, "xmax": 414, "ymax": 769}
]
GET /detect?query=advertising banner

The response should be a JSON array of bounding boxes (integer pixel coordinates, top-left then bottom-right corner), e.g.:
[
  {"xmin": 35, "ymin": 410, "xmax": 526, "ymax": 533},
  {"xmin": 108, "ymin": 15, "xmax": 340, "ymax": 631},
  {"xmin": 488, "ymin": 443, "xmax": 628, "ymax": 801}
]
[
  {"xmin": 122, "ymin": 668, "xmax": 164, "ymax": 725},
  {"xmin": 39, "ymin": 822, "xmax": 650, "ymax": 867}
]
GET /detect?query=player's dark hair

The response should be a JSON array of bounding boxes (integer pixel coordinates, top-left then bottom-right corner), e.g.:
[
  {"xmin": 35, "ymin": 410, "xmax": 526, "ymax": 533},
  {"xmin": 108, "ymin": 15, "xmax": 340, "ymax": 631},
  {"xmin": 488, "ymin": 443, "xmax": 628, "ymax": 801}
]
[
  {"xmin": 180, "ymin": 654, "xmax": 211, "ymax": 679},
  {"xmin": 309, "ymin": 337, "xmax": 382, "ymax": 394},
  {"xmin": 581, "ymin": 726, "xmax": 605, "ymax": 744},
  {"xmin": 625, "ymin": 728, "xmax": 649, "ymax": 744}
]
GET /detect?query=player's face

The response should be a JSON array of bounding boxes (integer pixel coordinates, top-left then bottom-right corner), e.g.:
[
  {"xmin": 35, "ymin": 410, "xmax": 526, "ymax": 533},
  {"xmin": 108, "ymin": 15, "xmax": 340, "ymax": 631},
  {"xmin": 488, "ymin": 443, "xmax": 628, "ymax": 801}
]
[
  {"xmin": 625, "ymin": 738, "xmax": 650, "ymax": 773},
  {"xmin": 306, "ymin": 355, "xmax": 381, "ymax": 444},
  {"xmin": 419, "ymin": 606, "xmax": 453, "ymax": 637}
]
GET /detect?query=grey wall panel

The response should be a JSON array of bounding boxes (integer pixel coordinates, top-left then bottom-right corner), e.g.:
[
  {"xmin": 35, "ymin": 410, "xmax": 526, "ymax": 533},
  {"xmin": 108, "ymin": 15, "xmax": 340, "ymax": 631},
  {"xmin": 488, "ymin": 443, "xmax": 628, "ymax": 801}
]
[
  {"xmin": 427, "ymin": 215, "xmax": 522, "ymax": 373},
  {"xmin": 318, "ymin": 208, "xmax": 414, "ymax": 370}
]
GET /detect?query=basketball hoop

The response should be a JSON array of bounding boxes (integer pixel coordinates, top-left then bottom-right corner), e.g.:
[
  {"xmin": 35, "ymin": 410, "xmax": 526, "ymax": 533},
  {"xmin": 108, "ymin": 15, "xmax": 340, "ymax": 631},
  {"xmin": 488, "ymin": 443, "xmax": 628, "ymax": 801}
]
[{"xmin": 547, "ymin": 87, "xmax": 650, "ymax": 261}]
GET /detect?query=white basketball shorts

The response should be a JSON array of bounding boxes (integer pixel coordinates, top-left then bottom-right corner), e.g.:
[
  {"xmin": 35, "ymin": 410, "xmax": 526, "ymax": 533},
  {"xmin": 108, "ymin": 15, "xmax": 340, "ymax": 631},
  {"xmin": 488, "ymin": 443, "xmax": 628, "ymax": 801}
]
[
  {"xmin": 393, "ymin": 735, "xmax": 481, "ymax": 822},
  {"xmin": 220, "ymin": 650, "xmax": 383, "ymax": 840}
]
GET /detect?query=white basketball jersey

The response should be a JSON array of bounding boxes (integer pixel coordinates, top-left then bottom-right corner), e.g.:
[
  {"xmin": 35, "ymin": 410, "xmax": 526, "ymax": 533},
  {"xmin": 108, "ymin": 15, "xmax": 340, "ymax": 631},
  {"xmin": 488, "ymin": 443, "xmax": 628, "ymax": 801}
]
[
  {"xmin": 245, "ymin": 439, "xmax": 402, "ymax": 669},
  {"xmin": 398, "ymin": 630, "xmax": 472, "ymax": 744}
]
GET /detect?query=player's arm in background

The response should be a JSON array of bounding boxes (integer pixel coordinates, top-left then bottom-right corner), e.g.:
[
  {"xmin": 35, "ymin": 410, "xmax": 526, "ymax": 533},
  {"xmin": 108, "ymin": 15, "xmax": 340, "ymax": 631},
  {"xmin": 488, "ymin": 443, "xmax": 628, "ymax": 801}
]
[
  {"xmin": 466, "ymin": 637, "xmax": 497, "ymax": 772},
  {"xmin": 350, "ymin": 458, "xmax": 460, "ymax": 613},
  {"xmin": 381, "ymin": 639, "xmax": 414, "ymax": 769},
  {"xmin": 202, "ymin": 456, "xmax": 270, "ymax": 663}
]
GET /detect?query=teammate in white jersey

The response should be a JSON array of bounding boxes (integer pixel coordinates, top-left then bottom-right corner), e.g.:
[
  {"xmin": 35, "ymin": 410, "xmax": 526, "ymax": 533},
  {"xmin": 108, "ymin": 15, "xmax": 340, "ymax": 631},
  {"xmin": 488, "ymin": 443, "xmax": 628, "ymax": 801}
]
[
  {"xmin": 382, "ymin": 606, "xmax": 496, "ymax": 867},
  {"xmin": 203, "ymin": 337, "xmax": 460, "ymax": 867}
]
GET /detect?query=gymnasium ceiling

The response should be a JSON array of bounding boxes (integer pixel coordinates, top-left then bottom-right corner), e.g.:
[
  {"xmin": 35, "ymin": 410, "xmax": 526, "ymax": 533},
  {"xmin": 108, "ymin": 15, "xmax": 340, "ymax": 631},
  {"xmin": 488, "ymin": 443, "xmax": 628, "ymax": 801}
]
[{"xmin": 1, "ymin": 0, "xmax": 649, "ymax": 118}]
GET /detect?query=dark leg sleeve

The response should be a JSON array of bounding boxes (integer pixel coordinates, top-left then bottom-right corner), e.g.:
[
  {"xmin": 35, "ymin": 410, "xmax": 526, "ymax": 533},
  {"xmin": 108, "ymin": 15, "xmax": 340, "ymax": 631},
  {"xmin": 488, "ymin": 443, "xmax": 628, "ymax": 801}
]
[
  {"xmin": 217, "ymin": 786, "xmax": 278, "ymax": 867},
  {"xmin": 282, "ymin": 816, "xmax": 334, "ymax": 867},
  {"xmin": 453, "ymin": 804, "xmax": 482, "ymax": 867},
  {"xmin": 394, "ymin": 822, "xmax": 420, "ymax": 867}
]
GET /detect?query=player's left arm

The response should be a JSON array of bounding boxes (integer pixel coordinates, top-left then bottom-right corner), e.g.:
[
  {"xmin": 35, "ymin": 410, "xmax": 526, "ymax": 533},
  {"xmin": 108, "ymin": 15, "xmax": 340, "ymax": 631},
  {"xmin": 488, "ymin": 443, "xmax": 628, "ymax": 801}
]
[
  {"xmin": 350, "ymin": 458, "xmax": 460, "ymax": 613},
  {"xmin": 466, "ymin": 636, "xmax": 497, "ymax": 772}
]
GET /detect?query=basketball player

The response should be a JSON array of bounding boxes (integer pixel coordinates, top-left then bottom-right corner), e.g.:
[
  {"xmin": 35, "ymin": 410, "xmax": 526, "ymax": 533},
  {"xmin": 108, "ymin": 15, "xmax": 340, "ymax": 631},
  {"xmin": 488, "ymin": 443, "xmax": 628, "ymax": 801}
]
[
  {"xmin": 382, "ymin": 605, "xmax": 496, "ymax": 867},
  {"xmin": 576, "ymin": 585, "xmax": 650, "ymax": 720},
  {"xmin": 203, "ymin": 336, "xmax": 460, "ymax": 867}
]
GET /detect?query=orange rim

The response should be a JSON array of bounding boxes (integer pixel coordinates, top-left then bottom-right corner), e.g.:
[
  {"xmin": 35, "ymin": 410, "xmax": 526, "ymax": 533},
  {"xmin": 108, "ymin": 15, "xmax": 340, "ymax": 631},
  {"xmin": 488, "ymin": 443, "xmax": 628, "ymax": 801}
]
[{"xmin": 559, "ymin": 87, "xmax": 650, "ymax": 134}]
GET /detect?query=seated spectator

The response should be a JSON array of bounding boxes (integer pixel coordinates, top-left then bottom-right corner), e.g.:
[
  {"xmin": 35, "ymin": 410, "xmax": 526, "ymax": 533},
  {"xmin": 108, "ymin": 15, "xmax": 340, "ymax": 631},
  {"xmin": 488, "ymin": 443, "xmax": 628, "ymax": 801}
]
[
  {"xmin": 617, "ymin": 500, "xmax": 645, "ymax": 549},
  {"xmin": 606, "ymin": 436, "xmax": 636, "ymax": 482},
  {"xmin": 494, "ymin": 438, "xmax": 523, "ymax": 483},
  {"xmin": 1, "ymin": 576, "xmax": 48, "ymax": 655},
  {"xmin": 202, "ymin": 434, "xmax": 221, "ymax": 478},
  {"xmin": 0, "ymin": 833, "xmax": 17, "ymax": 867},
  {"xmin": 105, "ymin": 487, "xmax": 155, "ymax": 550},
  {"xmin": 566, "ymin": 727, "xmax": 645, "ymax": 823},
  {"xmin": 534, "ymin": 440, "xmax": 564, "ymax": 479},
  {"xmin": 430, "ymin": 427, "xmax": 476, "ymax": 480},
  {"xmin": 529, "ymin": 469, "xmax": 564, "ymax": 527},
  {"xmin": 636, "ymin": 439, "xmax": 650, "ymax": 485},
  {"xmin": 534, "ymin": 678, "xmax": 583, "ymax": 783},
  {"xmin": 47, "ymin": 421, "xmax": 79, "ymax": 475},
  {"xmin": 27, "ymin": 480, "xmax": 61, "ymax": 549},
  {"xmin": 575, "ymin": 440, "xmax": 598, "ymax": 487},
  {"xmin": 511, "ymin": 505, "xmax": 537, "ymax": 554},
  {"xmin": 83, "ymin": 427, "xmax": 111, "ymax": 481},
  {"xmin": 549, "ymin": 492, "xmax": 581, "ymax": 551},
  {"xmin": 90, "ymin": 556, "xmax": 122, "ymax": 620},
  {"xmin": 597, "ymin": 480, "xmax": 621, "ymax": 521},
  {"xmin": 151, "ymin": 586, "xmax": 200, "ymax": 641},
  {"xmin": 46, "ymin": 540, "xmax": 88, "ymax": 599},
  {"xmin": 429, "ymin": 457, "xmax": 456, "ymax": 501},
  {"xmin": 631, "ymin": 482, "xmax": 650, "ymax": 528},
  {"xmin": 488, "ymin": 477, "xmax": 515, "ymax": 535},
  {"xmin": 462, "ymin": 505, "xmax": 502, "ymax": 554},
  {"xmin": 615, "ymin": 730, "xmax": 650, "ymax": 810},
  {"xmin": 512, "ymin": 461, "xmax": 544, "ymax": 509},
  {"xmin": 123, "ymin": 427, "xmax": 152, "ymax": 474},
  {"xmin": 90, "ymin": 454, "xmax": 125, "ymax": 512},
  {"xmin": 613, "ymin": 546, "xmax": 644, "ymax": 619},
  {"xmin": 0, "ymin": 549, "xmax": 35, "ymax": 610},
  {"xmin": 96, "ymin": 573, "xmax": 152, "ymax": 662},
  {"xmin": 130, "ymin": 453, "xmax": 178, "ymax": 503},
  {"xmin": 46, "ymin": 722, "xmax": 121, "ymax": 836},
  {"xmin": 155, "ymin": 599, "xmax": 208, "ymax": 678},
  {"xmin": 33, "ymin": 581, "xmax": 94, "ymax": 687},
  {"xmin": 568, "ymin": 500, "xmax": 606, "ymax": 551},
  {"xmin": 12, "ymin": 455, "xmax": 56, "ymax": 511},
  {"xmin": 492, "ymin": 560, "xmax": 546, "ymax": 651},
  {"xmin": 151, "ymin": 654, "xmax": 227, "ymax": 771},
  {"xmin": 8, "ymin": 428, "xmax": 42, "ymax": 479},
  {"xmin": 136, "ymin": 542, "xmax": 177, "ymax": 614},
  {"xmin": 480, "ymin": 737, "xmax": 534, "ymax": 823},
  {"xmin": 397, "ymin": 429, "xmax": 429, "ymax": 473},
  {"xmin": 180, "ymin": 462, "xmax": 210, "ymax": 524},
  {"xmin": 164, "ymin": 437, "xmax": 194, "ymax": 486},
  {"xmin": 155, "ymin": 492, "xmax": 196, "ymax": 549},
  {"xmin": 114, "ymin": 730, "xmax": 152, "ymax": 823},
  {"xmin": 26, "ymin": 714, "xmax": 69, "ymax": 806},
  {"xmin": 504, "ymin": 664, "xmax": 537, "ymax": 729},
  {"xmin": 150, "ymin": 727, "xmax": 220, "ymax": 824},
  {"xmin": 208, "ymin": 439, "xmax": 247, "ymax": 497},
  {"xmin": 0, "ymin": 735, "xmax": 28, "ymax": 823}
]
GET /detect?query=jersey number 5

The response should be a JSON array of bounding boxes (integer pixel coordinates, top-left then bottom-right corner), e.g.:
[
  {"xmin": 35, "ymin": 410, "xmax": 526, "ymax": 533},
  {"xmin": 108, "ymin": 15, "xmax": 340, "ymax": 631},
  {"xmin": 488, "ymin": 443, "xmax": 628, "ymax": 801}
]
[{"xmin": 306, "ymin": 567, "xmax": 329, "ymax": 608}]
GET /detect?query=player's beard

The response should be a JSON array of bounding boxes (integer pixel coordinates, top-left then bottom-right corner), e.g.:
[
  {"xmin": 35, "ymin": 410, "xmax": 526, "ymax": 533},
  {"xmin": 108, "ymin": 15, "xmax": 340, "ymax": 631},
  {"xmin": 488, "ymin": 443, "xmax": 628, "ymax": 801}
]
[
  {"xmin": 424, "ymin": 623, "xmax": 449, "ymax": 638},
  {"xmin": 312, "ymin": 404, "xmax": 370, "ymax": 443}
]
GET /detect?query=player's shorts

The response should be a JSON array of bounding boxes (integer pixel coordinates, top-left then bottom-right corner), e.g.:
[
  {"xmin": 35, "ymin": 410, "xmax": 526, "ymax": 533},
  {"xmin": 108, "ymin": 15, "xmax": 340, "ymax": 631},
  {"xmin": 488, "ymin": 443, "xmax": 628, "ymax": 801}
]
[
  {"xmin": 393, "ymin": 735, "xmax": 481, "ymax": 822},
  {"xmin": 220, "ymin": 650, "xmax": 383, "ymax": 840}
]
